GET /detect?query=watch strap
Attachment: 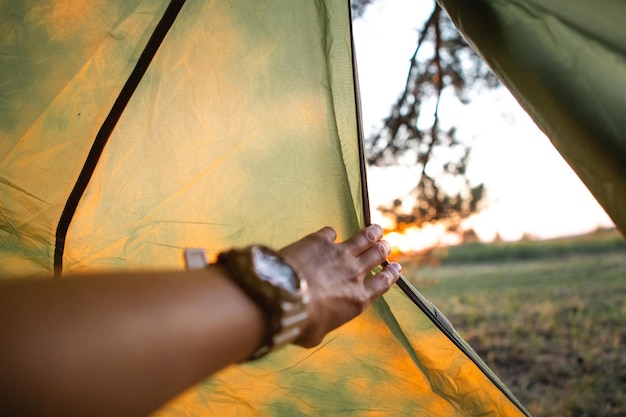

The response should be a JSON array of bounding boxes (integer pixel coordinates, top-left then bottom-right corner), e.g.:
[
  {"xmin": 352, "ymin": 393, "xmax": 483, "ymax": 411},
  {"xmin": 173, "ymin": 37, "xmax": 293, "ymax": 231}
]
[{"xmin": 216, "ymin": 246, "xmax": 309, "ymax": 360}]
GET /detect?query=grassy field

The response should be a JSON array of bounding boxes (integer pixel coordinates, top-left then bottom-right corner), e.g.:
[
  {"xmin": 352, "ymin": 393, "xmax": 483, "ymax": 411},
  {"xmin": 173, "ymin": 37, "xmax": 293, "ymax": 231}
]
[{"xmin": 395, "ymin": 229, "xmax": 626, "ymax": 417}]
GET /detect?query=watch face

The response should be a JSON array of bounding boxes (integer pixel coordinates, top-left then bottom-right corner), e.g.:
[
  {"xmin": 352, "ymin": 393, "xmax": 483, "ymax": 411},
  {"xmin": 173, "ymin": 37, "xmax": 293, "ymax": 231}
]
[{"xmin": 252, "ymin": 247, "xmax": 298, "ymax": 292}]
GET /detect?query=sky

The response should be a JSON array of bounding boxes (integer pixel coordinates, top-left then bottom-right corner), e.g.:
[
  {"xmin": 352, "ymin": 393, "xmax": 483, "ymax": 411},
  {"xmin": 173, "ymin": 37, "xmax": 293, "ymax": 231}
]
[{"xmin": 352, "ymin": 1, "xmax": 615, "ymax": 247}]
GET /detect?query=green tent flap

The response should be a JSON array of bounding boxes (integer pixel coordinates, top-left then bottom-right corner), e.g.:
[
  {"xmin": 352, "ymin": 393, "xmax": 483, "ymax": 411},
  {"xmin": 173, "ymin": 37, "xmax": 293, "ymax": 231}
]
[
  {"xmin": 0, "ymin": 0, "xmax": 556, "ymax": 415},
  {"xmin": 438, "ymin": 0, "xmax": 626, "ymax": 236}
]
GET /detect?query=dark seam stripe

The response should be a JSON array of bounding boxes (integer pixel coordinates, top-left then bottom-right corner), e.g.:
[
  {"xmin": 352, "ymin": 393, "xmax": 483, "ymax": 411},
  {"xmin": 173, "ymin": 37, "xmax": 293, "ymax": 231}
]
[
  {"xmin": 53, "ymin": 0, "xmax": 187, "ymax": 277},
  {"xmin": 347, "ymin": 2, "xmax": 370, "ymax": 228}
]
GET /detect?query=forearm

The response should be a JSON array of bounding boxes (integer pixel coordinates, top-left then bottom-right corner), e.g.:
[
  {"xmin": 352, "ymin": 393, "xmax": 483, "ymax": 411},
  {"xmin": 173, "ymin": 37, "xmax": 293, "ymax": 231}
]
[
  {"xmin": 0, "ymin": 225, "xmax": 399, "ymax": 417},
  {"xmin": 0, "ymin": 267, "xmax": 265, "ymax": 417}
]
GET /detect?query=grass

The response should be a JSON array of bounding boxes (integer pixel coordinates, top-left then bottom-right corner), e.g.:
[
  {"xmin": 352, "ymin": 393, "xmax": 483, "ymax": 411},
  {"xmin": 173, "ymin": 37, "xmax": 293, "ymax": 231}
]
[{"xmin": 394, "ymin": 229, "xmax": 626, "ymax": 417}]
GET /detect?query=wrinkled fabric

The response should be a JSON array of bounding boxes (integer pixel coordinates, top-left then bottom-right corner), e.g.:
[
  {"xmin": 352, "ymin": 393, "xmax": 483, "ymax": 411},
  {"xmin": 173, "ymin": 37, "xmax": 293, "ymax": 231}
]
[
  {"xmin": 439, "ymin": 0, "xmax": 626, "ymax": 236},
  {"xmin": 0, "ymin": 1, "xmax": 527, "ymax": 415}
]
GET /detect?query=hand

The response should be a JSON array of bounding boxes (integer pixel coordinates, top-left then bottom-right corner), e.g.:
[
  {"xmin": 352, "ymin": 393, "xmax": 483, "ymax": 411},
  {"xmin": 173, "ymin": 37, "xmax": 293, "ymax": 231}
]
[{"xmin": 279, "ymin": 225, "xmax": 401, "ymax": 347}]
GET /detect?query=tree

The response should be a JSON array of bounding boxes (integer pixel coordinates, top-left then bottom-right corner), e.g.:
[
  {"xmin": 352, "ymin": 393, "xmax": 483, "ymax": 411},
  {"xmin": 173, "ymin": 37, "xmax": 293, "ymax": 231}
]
[{"xmin": 352, "ymin": 0, "xmax": 498, "ymax": 235}]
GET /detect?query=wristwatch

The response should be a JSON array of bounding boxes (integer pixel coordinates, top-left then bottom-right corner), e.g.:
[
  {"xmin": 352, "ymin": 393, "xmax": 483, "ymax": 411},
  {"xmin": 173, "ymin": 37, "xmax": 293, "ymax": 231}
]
[
  {"xmin": 185, "ymin": 245, "xmax": 309, "ymax": 360},
  {"xmin": 217, "ymin": 245, "xmax": 310, "ymax": 359}
]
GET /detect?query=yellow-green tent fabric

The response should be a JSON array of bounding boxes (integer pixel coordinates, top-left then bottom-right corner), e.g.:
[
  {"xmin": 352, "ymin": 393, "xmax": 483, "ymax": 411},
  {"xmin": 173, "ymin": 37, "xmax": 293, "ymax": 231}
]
[
  {"xmin": 438, "ymin": 0, "xmax": 626, "ymax": 236},
  {"xmin": 0, "ymin": 0, "xmax": 555, "ymax": 415}
]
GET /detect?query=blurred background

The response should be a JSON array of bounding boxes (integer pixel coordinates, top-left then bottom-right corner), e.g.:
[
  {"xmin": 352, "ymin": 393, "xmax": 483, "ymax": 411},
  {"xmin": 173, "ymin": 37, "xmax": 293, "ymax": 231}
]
[
  {"xmin": 352, "ymin": 0, "xmax": 615, "ymax": 252},
  {"xmin": 351, "ymin": 1, "xmax": 626, "ymax": 416}
]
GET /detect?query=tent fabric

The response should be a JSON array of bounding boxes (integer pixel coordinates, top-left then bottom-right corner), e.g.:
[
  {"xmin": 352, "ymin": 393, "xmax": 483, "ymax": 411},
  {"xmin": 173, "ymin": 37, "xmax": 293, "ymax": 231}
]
[
  {"xmin": 438, "ymin": 0, "xmax": 626, "ymax": 236},
  {"xmin": 1, "ymin": 0, "xmax": 527, "ymax": 416},
  {"xmin": 158, "ymin": 284, "xmax": 526, "ymax": 416}
]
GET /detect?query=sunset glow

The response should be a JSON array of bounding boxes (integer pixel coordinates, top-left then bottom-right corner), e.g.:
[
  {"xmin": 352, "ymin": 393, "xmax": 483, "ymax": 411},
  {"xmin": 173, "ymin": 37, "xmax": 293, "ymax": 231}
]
[
  {"xmin": 356, "ymin": 1, "xmax": 616, "ymax": 252},
  {"xmin": 383, "ymin": 224, "xmax": 462, "ymax": 255}
]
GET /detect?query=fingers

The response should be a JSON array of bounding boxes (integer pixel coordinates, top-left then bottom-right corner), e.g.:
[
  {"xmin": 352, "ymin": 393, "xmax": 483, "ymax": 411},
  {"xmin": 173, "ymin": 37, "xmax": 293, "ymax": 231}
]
[
  {"xmin": 312, "ymin": 226, "xmax": 337, "ymax": 243},
  {"xmin": 341, "ymin": 224, "xmax": 384, "ymax": 256},
  {"xmin": 355, "ymin": 240, "xmax": 391, "ymax": 276},
  {"xmin": 349, "ymin": 225, "xmax": 391, "ymax": 272},
  {"xmin": 364, "ymin": 262, "xmax": 402, "ymax": 299},
  {"xmin": 288, "ymin": 225, "xmax": 401, "ymax": 348},
  {"xmin": 306, "ymin": 224, "xmax": 393, "ymax": 277}
]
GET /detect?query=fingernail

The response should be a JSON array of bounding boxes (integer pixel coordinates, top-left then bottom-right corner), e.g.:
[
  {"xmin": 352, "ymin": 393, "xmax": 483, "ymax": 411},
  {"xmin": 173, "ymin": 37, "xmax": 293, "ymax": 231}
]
[
  {"xmin": 390, "ymin": 262, "xmax": 402, "ymax": 272},
  {"xmin": 368, "ymin": 224, "xmax": 383, "ymax": 236},
  {"xmin": 380, "ymin": 240, "xmax": 391, "ymax": 255}
]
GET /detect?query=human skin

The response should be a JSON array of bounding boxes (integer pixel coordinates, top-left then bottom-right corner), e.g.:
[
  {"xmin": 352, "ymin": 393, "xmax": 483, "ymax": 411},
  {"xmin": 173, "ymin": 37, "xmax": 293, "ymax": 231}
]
[{"xmin": 0, "ymin": 225, "xmax": 400, "ymax": 417}]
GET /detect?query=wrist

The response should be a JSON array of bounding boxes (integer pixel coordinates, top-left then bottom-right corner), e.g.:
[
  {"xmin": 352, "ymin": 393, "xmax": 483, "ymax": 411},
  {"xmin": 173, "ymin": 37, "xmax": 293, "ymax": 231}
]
[
  {"xmin": 216, "ymin": 246, "xmax": 310, "ymax": 359},
  {"xmin": 185, "ymin": 246, "xmax": 310, "ymax": 360}
]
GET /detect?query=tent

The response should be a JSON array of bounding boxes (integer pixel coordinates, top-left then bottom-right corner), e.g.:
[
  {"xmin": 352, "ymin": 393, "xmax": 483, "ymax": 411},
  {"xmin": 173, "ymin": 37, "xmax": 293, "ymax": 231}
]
[
  {"xmin": 1, "ymin": 0, "xmax": 622, "ymax": 415},
  {"xmin": 438, "ymin": 0, "xmax": 626, "ymax": 235}
]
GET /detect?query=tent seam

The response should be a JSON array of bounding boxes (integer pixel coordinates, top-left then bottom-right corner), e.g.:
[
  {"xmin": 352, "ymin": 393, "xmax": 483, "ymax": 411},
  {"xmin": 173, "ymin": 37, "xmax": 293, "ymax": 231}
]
[{"xmin": 53, "ymin": 0, "xmax": 187, "ymax": 277}]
